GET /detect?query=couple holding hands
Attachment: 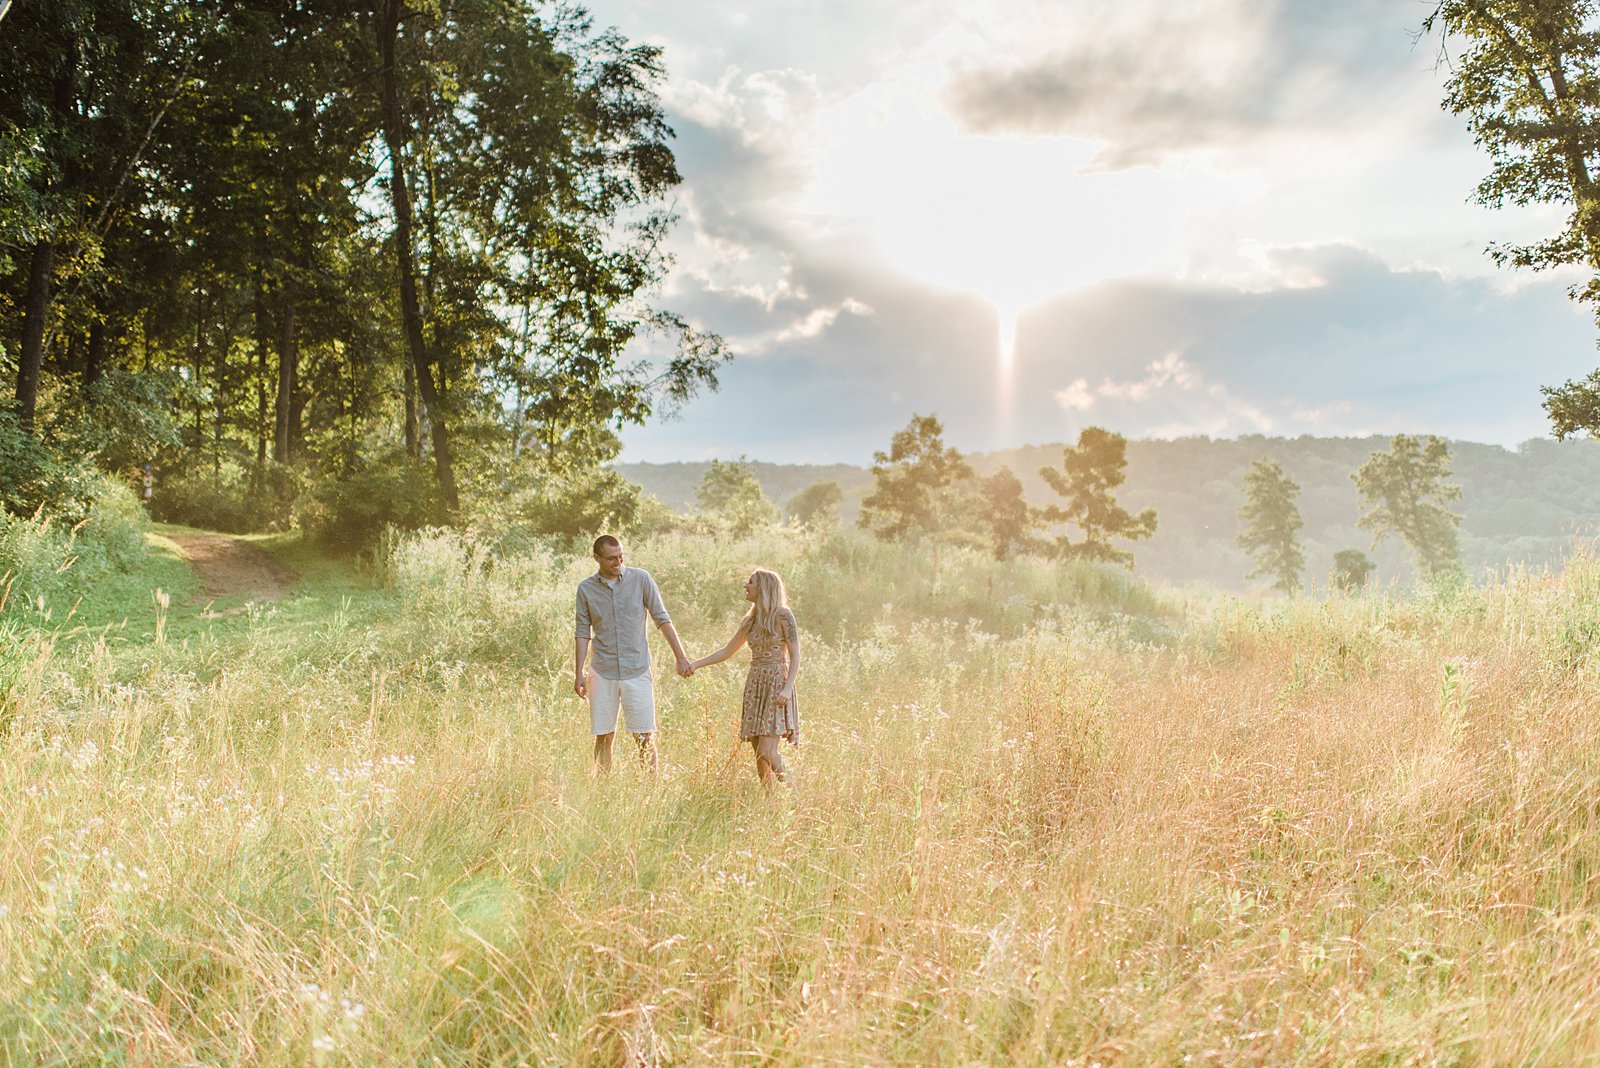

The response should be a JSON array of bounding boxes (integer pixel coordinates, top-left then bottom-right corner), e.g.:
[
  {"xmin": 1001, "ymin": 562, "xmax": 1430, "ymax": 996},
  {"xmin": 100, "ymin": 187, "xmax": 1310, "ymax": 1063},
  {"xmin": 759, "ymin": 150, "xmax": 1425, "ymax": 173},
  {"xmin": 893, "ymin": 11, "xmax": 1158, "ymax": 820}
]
[{"xmin": 573, "ymin": 535, "xmax": 800, "ymax": 786}]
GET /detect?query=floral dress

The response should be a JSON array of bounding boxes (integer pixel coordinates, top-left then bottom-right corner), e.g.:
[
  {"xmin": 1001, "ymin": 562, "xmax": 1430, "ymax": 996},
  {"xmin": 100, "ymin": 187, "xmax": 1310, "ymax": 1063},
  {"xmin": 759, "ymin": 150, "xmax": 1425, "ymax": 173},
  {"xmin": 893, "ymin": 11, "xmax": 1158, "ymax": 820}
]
[{"xmin": 739, "ymin": 607, "xmax": 799, "ymax": 742}]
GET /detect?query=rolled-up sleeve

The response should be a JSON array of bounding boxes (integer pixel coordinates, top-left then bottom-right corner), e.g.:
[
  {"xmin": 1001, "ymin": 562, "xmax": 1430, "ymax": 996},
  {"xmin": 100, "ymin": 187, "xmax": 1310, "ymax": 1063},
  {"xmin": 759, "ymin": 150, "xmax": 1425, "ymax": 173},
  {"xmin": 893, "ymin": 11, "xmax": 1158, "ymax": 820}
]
[
  {"xmin": 642, "ymin": 572, "xmax": 671, "ymax": 626},
  {"xmin": 575, "ymin": 586, "xmax": 592, "ymax": 639}
]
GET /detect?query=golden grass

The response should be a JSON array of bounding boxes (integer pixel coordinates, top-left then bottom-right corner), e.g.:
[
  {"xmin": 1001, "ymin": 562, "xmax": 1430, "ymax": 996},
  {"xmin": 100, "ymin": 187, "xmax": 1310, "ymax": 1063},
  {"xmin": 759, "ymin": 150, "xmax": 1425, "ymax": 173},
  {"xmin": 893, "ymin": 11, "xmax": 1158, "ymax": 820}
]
[{"xmin": 3, "ymin": 531, "xmax": 1600, "ymax": 1064}]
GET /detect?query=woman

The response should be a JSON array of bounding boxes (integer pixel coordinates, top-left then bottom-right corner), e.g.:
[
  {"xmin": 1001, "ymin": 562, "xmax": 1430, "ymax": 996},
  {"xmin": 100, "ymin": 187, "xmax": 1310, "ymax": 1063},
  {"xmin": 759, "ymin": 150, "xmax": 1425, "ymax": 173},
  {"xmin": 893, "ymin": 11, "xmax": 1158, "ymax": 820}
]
[{"xmin": 690, "ymin": 568, "xmax": 800, "ymax": 787}]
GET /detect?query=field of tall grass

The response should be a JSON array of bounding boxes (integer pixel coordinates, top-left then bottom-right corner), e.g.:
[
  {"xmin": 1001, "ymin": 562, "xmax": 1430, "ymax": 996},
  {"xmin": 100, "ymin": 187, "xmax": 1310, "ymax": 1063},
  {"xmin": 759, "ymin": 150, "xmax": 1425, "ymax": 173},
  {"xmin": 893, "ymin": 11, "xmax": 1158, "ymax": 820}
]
[{"xmin": 4, "ymin": 525, "xmax": 1600, "ymax": 1064}]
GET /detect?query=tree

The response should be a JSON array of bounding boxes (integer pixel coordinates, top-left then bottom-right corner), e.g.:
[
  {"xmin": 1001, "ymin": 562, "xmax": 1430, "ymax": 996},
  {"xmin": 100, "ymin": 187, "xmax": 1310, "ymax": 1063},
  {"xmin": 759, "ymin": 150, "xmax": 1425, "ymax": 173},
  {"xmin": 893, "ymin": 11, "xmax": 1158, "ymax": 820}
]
[
  {"xmin": 0, "ymin": 2, "xmax": 726, "ymax": 544},
  {"xmin": 1038, "ymin": 426, "xmax": 1156, "ymax": 567},
  {"xmin": 969, "ymin": 465, "xmax": 1038, "ymax": 561},
  {"xmin": 1542, "ymin": 366, "xmax": 1600, "ymax": 438},
  {"xmin": 0, "ymin": 0, "xmax": 184, "ymax": 431},
  {"xmin": 858, "ymin": 414, "xmax": 972, "ymax": 541},
  {"xmin": 1352, "ymin": 434, "xmax": 1463, "ymax": 579},
  {"xmin": 695, "ymin": 458, "xmax": 777, "ymax": 535},
  {"xmin": 1331, "ymin": 549, "xmax": 1377, "ymax": 593},
  {"xmin": 787, "ymin": 479, "xmax": 843, "ymax": 529},
  {"xmin": 1424, "ymin": 1, "xmax": 1600, "ymax": 434},
  {"xmin": 1236, "ymin": 458, "xmax": 1305, "ymax": 593},
  {"xmin": 372, "ymin": 2, "xmax": 726, "ymax": 515}
]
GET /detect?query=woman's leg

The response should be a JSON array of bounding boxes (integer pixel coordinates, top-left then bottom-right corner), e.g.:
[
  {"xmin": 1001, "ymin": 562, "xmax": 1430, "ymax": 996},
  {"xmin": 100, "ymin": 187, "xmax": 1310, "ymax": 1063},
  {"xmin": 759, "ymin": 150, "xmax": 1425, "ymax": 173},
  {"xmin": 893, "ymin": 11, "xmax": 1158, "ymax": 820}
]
[{"xmin": 752, "ymin": 735, "xmax": 788, "ymax": 786}]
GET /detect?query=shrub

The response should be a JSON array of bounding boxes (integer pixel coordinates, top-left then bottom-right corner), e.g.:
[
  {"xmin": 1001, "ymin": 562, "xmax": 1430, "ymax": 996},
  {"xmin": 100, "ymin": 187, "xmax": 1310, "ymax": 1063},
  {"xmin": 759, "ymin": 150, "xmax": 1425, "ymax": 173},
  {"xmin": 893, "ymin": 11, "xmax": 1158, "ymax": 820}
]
[
  {"xmin": 299, "ymin": 455, "xmax": 439, "ymax": 553},
  {"xmin": 153, "ymin": 460, "xmax": 303, "ymax": 534},
  {"xmin": 0, "ymin": 407, "xmax": 100, "ymax": 523},
  {"xmin": 470, "ymin": 463, "xmax": 642, "ymax": 549},
  {"xmin": 0, "ymin": 475, "xmax": 150, "ymax": 620}
]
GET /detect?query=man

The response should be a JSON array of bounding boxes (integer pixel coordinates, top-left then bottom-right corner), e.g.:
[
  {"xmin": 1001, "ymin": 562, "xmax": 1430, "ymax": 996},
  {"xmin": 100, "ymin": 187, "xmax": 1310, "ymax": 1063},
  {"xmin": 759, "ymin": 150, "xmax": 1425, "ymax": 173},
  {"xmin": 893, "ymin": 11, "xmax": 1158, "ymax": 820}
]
[{"xmin": 574, "ymin": 535, "xmax": 693, "ymax": 771}]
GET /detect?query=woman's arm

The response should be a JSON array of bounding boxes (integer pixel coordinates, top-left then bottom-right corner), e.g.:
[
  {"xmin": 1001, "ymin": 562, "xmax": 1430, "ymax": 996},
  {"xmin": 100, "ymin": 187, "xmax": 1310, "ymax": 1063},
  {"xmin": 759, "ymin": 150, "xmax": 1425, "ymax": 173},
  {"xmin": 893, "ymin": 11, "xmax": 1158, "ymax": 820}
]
[
  {"xmin": 777, "ymin": 612, "xmax": 801, "ymax": 702},
  {"xmin": 690, "ymin": 622, "xmax": 748, "ymax": 671}
]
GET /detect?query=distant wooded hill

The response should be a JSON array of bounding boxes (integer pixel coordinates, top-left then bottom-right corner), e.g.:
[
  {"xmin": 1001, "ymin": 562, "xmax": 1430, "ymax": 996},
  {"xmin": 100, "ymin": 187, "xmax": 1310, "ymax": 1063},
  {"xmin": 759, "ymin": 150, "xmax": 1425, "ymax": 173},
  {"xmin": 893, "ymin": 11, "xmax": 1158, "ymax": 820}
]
[{"xmin": 618, "ymin": 436, "xmax": 1600, "ymax": 590}]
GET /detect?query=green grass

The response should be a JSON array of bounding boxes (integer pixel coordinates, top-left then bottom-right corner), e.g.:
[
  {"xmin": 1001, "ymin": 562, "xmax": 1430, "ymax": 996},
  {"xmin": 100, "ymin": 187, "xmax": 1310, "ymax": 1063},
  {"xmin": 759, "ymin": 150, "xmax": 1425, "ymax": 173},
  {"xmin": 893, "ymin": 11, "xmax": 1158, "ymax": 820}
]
[{"xmin": 4, "ymin": 526, "xmax": 1600, "ymax": 1063}]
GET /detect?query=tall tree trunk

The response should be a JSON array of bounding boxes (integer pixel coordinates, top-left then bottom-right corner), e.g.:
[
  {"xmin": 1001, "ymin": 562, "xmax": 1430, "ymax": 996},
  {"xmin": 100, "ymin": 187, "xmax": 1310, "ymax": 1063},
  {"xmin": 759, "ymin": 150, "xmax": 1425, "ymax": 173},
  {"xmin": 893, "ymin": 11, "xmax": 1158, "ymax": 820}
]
[
  {"xmin": 254, "ymin": 278, "xmax": 268, "ymax": 466},
  {"xmin": 193, "ymin": 289, "xmax": 205, "ymax": 448},
  {"xmin": 274, "ymin": 301, "xmax": 296, "ymax": 462},
  {"xmin": 403, "ymin": 357, "xmax": 419, "ymax": 457},
  {"xmin": 85, "ymin": 316, "xmax": 107, "ymax": 389},
  {"xmin": 16, "ymin": 61, "xmax": 79, "ymax": 433},
  {"xmin": 14, "ymin": 241, "xmax": 55, "ymax": 432},
  {"xmin": 378, "ymin": 0, "xmax": 458, "ymax": 511},
  {"xmin": 214, "ymin": 314, "xmax": 233, "ymax": 478}
]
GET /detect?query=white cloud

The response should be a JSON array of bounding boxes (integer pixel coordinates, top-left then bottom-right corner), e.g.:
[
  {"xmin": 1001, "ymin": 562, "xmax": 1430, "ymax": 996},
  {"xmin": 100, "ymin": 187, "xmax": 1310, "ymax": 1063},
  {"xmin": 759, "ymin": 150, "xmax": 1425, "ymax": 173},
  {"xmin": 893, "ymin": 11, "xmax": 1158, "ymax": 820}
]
[
  {"xmin": 765, "ymin": 299, "xmax": 874, "ymax": 348},
  {"xmin": 1056, "ymin": 378, "xmax": 1094, "ymax": 410}
]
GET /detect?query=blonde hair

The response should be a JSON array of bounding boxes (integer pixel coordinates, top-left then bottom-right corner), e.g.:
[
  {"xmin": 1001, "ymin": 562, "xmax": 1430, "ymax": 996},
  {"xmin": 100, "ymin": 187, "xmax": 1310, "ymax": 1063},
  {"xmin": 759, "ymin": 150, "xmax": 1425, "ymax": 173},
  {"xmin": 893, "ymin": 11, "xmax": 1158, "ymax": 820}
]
[{"xmin": 742, "ymin": 568, "xmax": 789, "ymax": 640}]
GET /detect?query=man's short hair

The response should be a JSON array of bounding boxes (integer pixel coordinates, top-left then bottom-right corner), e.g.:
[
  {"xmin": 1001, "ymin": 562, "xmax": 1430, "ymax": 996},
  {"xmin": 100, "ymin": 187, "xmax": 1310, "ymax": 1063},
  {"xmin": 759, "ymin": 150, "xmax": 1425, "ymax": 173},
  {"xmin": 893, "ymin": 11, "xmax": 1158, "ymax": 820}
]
[{"xmin": 593, "ymin": 534, "xmax": 621, "ymax": 556}]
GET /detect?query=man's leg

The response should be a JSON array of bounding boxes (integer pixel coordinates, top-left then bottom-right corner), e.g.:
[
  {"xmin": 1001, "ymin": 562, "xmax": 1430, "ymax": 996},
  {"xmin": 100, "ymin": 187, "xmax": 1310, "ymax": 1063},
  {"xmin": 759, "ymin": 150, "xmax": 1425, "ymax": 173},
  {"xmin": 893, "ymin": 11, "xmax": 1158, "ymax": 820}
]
[
  {"xmin": 593, "ymin": 731, "xmax": 615, "ymax": 771},
  {"xmin": 632, "ymin": 731, "xmax": 659, "ymax": 772},
  {"xmin": 590, "ymin": 674, "xmax": 620, "ymax": 772},
  {"xmin": 618, "ymin": 675, "xmax": 659, "ymax": 774}
]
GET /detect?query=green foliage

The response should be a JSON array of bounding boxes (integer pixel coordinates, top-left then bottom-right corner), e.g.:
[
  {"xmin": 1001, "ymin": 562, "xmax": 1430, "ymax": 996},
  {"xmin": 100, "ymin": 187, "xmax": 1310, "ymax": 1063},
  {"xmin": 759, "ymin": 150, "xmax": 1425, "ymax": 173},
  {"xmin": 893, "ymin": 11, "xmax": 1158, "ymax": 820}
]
[
  {"xmin": 618, "ymin": 436, "xmax": 1600, "ymax": 590},
  {"xmin": 1331, "ymin": 548, "xmax": 1377, "ymax": 593},
  {"xmin": 1542, "ymin": 367, "xmax": 1600, "ymax": 439},
  {"xmin": 0, "ymin": 120, "xmax": 44, "ymax": 274},
  {"xmin": 1427, "ymin": 0, "xmax": 1600, "ymax": 286},
  {"xmin": 970, "ymin": 465, "xmax": 1038, "ymax": 561},
  {"xmin": 1237, "ymin": 458, "xmax": 1305, "ymax": 594},
  {"xmin": 473, "ymin": 462, "xmax": 643, "ymax": 549},
  {"xmin": 1039, "ymin": 427, "xmax": 1156, "ymax": 568},
  {"xmin": 786, "ymin": 479, "xmax": 844, "ymax": 529},
  {"xmin": 53, "ymin": 369, "xmax": 182, "ymax": 475},
  {"xmin": 300, "ymin": 456, "xmax": 441, "ymax": 553},
  {"xmin": 0, "ymin": 0, "xmax": 727, "ymax": 543},
  {"xmin": 694, "ymin": 458, "xmax": 778, "ymax": 536},
  {"xmin": 858, "ymin": 414, "xmax": 973, "ymax": 542},
  {"xmin": 0, "ymin": 474, "xmax": 147, "ymax": 619},
  {"xmin": 0, "ymin": 406, "xmax": 122, "ymax": 527},
  {"xmin": 1353, "ymin": 434, "xmax": 1463, "ymax": 580},
  {"xmin": 1425, "ymin": 1, "xmax": 1600, "ymax": 433},
  {"xmin": 152, "ymin": 461, "xmax": 301, "ymax": 535}
]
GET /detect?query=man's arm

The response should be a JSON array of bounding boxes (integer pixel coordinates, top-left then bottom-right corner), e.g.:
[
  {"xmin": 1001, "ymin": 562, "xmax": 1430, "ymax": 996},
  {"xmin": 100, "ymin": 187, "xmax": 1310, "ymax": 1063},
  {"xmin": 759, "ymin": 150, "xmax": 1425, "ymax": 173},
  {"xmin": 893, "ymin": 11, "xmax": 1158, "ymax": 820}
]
[
  {"xmin": 640, "ymin": 572, "xmax": 692, "ymax": 676},
  {"xmin": 574, "ymin": 585, "xmax": 592, "ymax": 697},
  {"xmin": 659, "ymin": 620, "xmax": 693, "ymax": 677}
]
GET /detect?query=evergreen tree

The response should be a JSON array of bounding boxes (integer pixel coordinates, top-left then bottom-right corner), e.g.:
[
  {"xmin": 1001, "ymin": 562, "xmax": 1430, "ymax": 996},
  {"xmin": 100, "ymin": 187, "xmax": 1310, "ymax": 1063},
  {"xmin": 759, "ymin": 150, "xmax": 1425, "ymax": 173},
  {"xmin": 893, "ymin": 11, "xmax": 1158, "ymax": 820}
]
[
  {"xmin": 1331, "ymin": 548, "xmax": 1377, "ymax": 593},
  {"xmin": 1236, "ymin": 458, "xmax": 1305, "ymax": 593},
  {"xmin": 1353, "ymin": 434, "xmax": 1463, "ymax": 579},
  {"xmin": 1039, "ymin": 426, "xmax": 1155, "ymax": 567}
]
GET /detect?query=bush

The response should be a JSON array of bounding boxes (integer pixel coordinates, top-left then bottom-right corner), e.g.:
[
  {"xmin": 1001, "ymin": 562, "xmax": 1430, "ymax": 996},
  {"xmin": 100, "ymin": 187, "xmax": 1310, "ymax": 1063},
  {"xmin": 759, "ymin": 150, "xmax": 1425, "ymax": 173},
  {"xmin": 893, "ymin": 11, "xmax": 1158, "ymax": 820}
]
[
  {"xmin": 152, "ymin": 460, "xmax": 303, "ymax": 534},
  {"xmin": 0, "ymin": 407, "xmax": 101, "ymax": 523},
  {"xmin": 299, "ymin": 456, "xmax": 439, "ymax": 553},
  {"xmin": 470, "ymin": 463, "xmax": 642, "ymax": 550},
  {"xmin": 0, "ymin": 475, "xmax": 147, "ymax": 620}
]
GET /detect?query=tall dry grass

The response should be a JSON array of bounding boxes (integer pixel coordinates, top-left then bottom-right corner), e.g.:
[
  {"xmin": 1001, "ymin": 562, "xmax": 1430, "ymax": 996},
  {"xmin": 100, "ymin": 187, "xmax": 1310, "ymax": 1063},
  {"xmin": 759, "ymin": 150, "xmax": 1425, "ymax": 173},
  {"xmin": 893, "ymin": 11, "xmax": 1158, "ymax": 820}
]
[{"xmin": 3, "ymin": 529, "xmax": 1600, "ymax": 1064}]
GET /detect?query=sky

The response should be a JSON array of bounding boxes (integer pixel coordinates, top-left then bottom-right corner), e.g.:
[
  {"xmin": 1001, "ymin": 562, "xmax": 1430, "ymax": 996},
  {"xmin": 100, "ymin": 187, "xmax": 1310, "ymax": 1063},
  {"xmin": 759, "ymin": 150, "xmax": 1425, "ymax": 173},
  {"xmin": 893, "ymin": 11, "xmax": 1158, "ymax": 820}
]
[{"xmin": 588, "ymin": 0, "xmax": 1600, "ymax": 465}]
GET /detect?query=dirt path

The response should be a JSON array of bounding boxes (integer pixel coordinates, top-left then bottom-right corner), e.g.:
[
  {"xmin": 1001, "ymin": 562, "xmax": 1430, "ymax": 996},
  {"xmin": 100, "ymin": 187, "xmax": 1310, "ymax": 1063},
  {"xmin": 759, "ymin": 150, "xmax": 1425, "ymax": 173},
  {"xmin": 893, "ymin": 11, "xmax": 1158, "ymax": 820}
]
[{"xmin": 167, "ymin": 532, "xmax": 298, "ymax": 606}]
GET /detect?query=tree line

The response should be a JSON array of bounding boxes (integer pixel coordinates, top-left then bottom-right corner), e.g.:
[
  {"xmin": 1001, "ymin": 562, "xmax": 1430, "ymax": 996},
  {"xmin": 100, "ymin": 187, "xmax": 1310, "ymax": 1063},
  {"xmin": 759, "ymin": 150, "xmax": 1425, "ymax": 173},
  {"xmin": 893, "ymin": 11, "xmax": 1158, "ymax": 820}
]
[
  {"xmin": 0, "ymin": 0, "xmax": 723, "ymax": 545},
  {"xmin": 652, "ymin": 424, "xmax": 1478, "ymax": 596}
]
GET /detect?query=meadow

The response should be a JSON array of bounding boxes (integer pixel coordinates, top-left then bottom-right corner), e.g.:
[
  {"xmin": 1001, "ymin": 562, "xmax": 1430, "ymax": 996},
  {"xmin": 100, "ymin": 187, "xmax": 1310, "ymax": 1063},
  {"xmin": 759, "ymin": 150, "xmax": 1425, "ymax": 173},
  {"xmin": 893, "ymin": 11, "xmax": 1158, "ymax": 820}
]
[{"xmin": 4, "ymin": 524, "xmax": 1600, "ymax": 1065}]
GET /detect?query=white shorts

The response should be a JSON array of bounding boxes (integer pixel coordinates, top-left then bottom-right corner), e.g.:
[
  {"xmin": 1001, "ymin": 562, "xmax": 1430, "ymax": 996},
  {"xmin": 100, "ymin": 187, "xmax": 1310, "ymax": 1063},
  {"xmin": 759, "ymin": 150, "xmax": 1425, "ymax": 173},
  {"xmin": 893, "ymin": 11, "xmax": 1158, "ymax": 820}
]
[{"xmin": 588, "ymin": 672, "xmax": 657, "ymax": 735}]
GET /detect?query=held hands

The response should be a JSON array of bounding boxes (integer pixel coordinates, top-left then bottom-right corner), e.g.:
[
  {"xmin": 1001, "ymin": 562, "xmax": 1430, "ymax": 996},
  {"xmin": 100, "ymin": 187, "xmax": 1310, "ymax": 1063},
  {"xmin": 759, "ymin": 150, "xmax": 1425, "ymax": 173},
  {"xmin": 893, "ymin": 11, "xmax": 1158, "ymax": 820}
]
[{"xmin": 676, "ymin": 656, "xmax": 695, "ymax": 678}]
